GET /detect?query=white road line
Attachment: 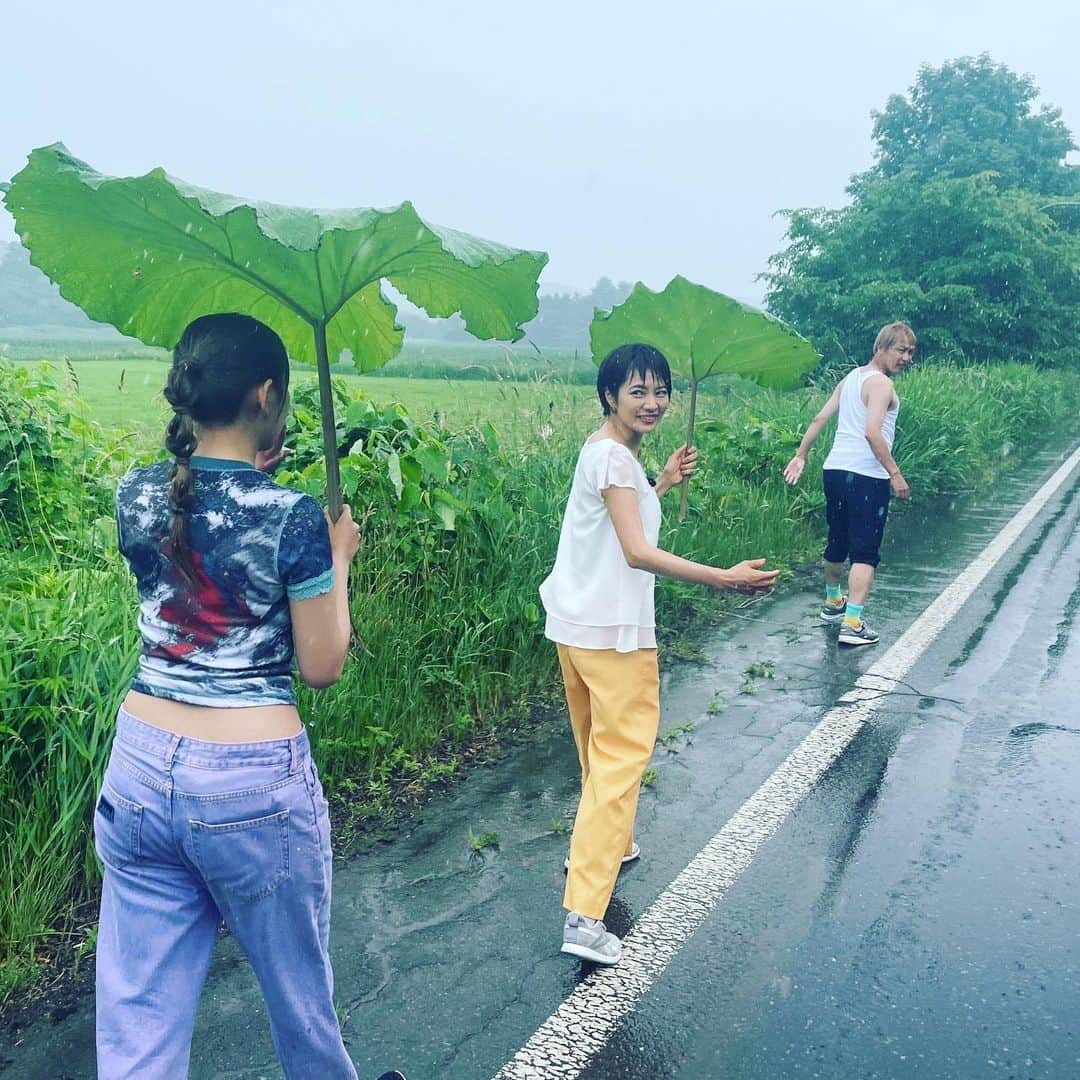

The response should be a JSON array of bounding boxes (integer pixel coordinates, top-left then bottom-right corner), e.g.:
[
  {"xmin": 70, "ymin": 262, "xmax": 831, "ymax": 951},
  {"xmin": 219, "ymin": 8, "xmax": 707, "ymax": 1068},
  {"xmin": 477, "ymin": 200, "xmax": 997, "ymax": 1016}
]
[{"xmin": 493, "ymin": 446, "xmax": 1080, "ymax": 1080}]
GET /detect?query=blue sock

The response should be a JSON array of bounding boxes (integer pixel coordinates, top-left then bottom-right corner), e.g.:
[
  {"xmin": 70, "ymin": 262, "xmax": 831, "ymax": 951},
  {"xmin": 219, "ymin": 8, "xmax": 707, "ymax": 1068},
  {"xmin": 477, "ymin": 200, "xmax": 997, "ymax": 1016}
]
[
  {"xmin": 844, "ymin": 602, "xmax": 864, "ymax": 626},
  {"xmin": 826, "ymin": 584, "xmax": 842, "ymax": 603}
]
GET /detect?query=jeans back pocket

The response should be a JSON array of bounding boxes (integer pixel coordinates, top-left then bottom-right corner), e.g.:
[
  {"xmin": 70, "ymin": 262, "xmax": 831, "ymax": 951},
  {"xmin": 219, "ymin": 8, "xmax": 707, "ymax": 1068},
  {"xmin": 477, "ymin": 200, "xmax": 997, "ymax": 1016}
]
[
  {"xmin": 93, "ymin": 781, "xmax": 144, "ymax": 870},
  {"xmin": 190, "ymin": 810, "xmax": 290, "ymax": 904}
]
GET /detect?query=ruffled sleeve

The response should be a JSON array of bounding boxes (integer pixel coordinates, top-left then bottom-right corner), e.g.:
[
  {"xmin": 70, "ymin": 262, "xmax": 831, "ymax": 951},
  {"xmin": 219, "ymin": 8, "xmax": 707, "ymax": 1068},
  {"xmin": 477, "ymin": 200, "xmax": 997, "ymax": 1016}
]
[{"xmin": 595, "ymin": 442, "xmax": 642, "ymax": 493}]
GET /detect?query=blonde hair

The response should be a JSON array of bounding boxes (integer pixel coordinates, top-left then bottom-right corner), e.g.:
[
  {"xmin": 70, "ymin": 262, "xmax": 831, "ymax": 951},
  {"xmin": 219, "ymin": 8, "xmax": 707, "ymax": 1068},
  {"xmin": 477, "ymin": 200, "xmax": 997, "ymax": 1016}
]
[{"xmin": 873, "ymin": 321, "xmax": 916, "ymax": 355}]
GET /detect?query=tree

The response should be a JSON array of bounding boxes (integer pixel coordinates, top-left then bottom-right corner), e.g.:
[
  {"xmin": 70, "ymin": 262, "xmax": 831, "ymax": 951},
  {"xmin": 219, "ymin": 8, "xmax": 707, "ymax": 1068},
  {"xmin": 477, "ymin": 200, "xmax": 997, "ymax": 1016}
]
[
  {"xmin": 861, "ymin": 55, "xmax": 1079, "ymax": 196},
  {"xmin": 765, "ymin": 57, "xmax": 1080, "ymax": 371}
]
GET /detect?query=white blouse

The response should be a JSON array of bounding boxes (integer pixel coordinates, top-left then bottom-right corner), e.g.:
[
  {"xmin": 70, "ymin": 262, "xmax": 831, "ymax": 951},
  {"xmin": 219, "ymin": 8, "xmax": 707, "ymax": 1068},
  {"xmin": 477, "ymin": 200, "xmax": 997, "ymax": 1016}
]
[{"xmin": 539, "ymin": 438, "xmax": 662, "ymax": 652}]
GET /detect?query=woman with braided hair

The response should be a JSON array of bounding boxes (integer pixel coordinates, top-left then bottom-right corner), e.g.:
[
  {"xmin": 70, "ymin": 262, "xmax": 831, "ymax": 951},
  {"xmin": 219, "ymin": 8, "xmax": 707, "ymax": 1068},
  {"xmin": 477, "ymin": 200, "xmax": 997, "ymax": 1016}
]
[{"xmin": 97, "ymin": 314, "xmax": 404, "ymax": 1078}]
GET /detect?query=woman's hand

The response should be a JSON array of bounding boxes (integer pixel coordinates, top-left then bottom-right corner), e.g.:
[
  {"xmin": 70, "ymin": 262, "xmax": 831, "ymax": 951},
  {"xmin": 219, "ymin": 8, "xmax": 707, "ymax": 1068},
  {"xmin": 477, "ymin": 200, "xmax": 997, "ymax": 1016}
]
[
  {"xmin": 325, "ymin": 504, "xmax": 361, "ymax": 564},
  {"xmin": 715, "ymin": 558, "xmax": 779, "ymax": 593},
  {"xmin": 656, "ymin": 444, "xmax": 698, "ymax": 496},
  {"xmin": 255, "ymin": 425, "xmax": 288, "ymax": 473}
]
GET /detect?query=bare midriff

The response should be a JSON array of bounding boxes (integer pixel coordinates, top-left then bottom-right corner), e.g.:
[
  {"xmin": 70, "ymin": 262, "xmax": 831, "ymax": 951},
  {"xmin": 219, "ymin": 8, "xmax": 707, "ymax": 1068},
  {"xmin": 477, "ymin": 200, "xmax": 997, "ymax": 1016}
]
[{"xmin": 122, "ymin": 690, "xmax": 303, "ymax": 743}]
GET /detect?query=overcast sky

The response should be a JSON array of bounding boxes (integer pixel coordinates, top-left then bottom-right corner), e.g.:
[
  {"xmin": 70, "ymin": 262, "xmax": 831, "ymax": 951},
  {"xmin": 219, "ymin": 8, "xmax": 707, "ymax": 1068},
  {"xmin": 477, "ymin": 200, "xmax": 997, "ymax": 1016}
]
[{"xmin": 3, "ymin": 0, "xmax": 1077, "ymax": 303}]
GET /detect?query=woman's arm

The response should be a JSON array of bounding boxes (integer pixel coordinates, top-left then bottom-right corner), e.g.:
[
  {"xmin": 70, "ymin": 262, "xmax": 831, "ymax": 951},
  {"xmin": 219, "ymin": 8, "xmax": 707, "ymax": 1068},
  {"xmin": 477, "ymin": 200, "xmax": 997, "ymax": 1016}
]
[
  {"xmin": 289, "ymin": 505, "xmax": 360, "ymax": 688},
  {"xmin": 603, "ymin": 487, "xmax": 778, "ymax": 591}
]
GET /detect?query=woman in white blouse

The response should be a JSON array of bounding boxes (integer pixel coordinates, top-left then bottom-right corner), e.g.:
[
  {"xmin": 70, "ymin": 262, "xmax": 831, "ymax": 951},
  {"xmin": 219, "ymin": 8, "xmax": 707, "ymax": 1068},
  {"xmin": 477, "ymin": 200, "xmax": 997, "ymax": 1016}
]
[{"xmin": 540, "ymin": 343, "xmax": 779, "ymax": 965}]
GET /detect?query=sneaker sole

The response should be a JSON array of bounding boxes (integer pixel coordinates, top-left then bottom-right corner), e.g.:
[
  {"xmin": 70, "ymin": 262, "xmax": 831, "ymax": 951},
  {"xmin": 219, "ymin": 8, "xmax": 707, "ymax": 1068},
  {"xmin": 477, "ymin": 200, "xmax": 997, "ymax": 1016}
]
[
  {"xmin": 838, "ymin": 635, "xmax": 879, "ymax": 647},
  {"xmin": 561, "ymin": 941, "xmax": 621, "ymax": 965},
  {"xmin": 820, "ymin": 610, "xmax": 846, "ymax": 623}
]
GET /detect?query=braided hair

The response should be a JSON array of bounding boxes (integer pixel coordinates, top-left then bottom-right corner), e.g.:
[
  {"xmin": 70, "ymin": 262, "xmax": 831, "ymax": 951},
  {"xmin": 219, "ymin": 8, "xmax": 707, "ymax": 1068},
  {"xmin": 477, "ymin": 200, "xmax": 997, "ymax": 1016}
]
[{"xmin": 162, "ymin": 314, "xmax": 289, "ymax": 583}]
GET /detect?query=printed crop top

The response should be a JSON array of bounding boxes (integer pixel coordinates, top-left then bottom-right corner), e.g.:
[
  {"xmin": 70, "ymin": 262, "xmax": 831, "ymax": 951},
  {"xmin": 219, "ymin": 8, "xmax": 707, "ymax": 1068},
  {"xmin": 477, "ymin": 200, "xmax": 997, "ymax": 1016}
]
[{"xmin": 115, "ymin": 456, "xmax": 334, "ymax": 707}]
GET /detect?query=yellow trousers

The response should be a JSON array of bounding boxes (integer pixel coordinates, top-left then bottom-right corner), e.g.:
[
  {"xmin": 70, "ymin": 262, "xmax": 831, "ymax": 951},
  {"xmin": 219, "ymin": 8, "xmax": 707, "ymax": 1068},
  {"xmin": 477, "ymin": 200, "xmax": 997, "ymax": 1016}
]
[{"xmin": 558, "ymin": 644, "xmax": 660, "ymax": 919}]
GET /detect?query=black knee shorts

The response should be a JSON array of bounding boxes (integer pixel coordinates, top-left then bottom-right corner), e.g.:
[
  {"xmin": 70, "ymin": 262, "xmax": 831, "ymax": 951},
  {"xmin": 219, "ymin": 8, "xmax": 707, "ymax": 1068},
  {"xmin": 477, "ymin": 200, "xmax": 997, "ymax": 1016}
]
[{"xmin": 822, "ymin": 469, "xmax": 891, "ymax": 568}]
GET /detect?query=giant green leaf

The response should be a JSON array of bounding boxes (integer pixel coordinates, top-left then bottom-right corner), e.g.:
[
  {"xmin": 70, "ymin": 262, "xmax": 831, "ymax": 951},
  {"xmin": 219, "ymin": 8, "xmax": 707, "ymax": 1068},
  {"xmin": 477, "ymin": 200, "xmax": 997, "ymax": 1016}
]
[
  {"xmin": 589, "ymin": 275, "xmax": 818, "ymax": 390},
  {"xmin": 3, "ymin": 144, "xmax": 548, "ymax": 512},
  {"xmin": 590, "ymin": 276, "xmax": 818, "ymax": 519}
]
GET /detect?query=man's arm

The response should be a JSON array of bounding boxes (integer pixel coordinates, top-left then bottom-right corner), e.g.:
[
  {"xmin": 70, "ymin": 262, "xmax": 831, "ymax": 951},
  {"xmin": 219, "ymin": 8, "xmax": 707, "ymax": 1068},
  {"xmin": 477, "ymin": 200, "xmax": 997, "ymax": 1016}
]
[
  {"xmin": 783, "ymin": 382, "xmax": 842, "ymax": 485},
  {"xmin": 864, "ymin": 379, "xmax": 910, "ymax": 498}
]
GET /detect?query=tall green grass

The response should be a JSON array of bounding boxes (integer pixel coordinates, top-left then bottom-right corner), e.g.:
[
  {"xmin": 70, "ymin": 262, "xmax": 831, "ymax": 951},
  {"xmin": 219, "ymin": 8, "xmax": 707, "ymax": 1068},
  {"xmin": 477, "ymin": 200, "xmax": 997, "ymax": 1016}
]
[{"xmin": 1, "ymin": 358, "xmax": 1077, "ymax": 1003}]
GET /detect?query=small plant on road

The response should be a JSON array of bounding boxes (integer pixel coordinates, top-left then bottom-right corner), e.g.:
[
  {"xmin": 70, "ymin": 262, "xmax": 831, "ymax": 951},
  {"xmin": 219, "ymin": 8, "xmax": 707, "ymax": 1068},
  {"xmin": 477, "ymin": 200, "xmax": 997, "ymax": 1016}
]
[
  {"xmin": 659, "ymin": 722, "xmax": 696, "ymax": 752},
  {"xmin": 467, "ymin": 826, "xmax": 500, "ymax": 853}
]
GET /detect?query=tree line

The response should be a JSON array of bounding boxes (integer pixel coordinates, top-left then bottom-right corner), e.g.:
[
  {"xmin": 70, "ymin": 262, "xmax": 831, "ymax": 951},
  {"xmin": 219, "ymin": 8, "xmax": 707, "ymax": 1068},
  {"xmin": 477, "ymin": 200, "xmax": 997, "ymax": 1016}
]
[{"xmin": 764, "ymin": 54, "xmax": 1080, "ymax": 373}]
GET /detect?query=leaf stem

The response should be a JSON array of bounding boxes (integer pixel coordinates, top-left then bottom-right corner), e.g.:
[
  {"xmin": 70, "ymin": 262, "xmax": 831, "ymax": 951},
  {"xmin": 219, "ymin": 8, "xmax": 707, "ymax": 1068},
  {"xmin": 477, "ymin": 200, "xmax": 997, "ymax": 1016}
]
[
  {"xmin": 313, "ymin": 321, "xmax": 343, "ymax": 519},
  {"xmin": 678, "ymin": 377, "xmax": 699, "ymax": 523}
]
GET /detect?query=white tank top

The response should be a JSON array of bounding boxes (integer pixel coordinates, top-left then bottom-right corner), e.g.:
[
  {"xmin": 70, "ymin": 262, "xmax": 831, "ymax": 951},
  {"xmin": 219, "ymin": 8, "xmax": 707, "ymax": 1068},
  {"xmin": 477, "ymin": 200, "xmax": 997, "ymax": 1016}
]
[{"xmin": 822, "ymin": 366, "xmax": 898, "ymax": 480}]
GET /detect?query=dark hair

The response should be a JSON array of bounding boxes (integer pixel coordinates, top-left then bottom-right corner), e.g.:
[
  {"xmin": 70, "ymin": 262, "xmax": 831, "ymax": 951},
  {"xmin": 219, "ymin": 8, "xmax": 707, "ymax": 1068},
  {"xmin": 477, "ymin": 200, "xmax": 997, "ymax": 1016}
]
[
  {"xmin": 596, "ymin": 343, "xmax": 673, "ymax": 415},
  {"xmin": 162, "ymin": 313, "xmax": 289, "ymax": 583}
]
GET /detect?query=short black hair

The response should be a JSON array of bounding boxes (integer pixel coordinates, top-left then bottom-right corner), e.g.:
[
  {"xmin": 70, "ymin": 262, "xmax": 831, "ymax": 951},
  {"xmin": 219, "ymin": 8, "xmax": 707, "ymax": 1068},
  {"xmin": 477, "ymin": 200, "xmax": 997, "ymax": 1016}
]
[{"xmin": 596, "ymin": 343, "xmax": 673, "ymax": 415}]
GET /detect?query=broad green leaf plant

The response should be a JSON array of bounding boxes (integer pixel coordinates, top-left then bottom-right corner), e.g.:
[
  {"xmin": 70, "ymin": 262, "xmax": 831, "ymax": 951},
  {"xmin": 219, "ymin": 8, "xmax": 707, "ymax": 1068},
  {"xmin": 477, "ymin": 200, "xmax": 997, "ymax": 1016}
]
[
  {"xmin": 2, "ymin": 144, "xmax": 547, "ymax": 515},
  {"xmin": 590, "ymin": 276, "xmax": 818, "ymax": 520}
]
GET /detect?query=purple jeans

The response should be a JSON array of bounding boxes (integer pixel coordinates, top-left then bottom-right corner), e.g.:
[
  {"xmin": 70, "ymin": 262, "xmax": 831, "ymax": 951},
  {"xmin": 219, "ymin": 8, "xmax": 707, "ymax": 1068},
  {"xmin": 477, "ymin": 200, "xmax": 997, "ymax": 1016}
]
[{"xmin": 94, "ymin": 708, "xmax": 357, "ymax": 1079}]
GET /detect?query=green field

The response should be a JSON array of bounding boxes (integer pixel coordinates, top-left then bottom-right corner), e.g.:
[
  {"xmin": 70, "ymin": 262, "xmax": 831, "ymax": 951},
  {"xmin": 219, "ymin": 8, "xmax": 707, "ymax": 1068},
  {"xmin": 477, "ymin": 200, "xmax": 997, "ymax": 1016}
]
[
  {"xmin": 48, "ymin": 358, "xmax": 590, "ymax": 438},
  {"xmin": 22, "ymin": 356, "xmax": 708, "ymax": 455}
]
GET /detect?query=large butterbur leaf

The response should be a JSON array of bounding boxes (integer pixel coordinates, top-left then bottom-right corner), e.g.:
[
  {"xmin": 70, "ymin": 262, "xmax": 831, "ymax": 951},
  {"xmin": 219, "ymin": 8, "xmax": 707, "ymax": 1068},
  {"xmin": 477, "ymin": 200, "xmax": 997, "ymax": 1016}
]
[
  {"xmin": 589, "ymin": 275, "xmax": 818, "ymax": 389},
  {"xmin": 3, "ymin": 144, "xmax": 547, "ymax": 514},
  {"xmin": 2, "ymin": 144, "xmax": 547, "ymax": 370},
  {"xmin": 590, "ymin": 276, "xmax": 818, "ymax": 520}
]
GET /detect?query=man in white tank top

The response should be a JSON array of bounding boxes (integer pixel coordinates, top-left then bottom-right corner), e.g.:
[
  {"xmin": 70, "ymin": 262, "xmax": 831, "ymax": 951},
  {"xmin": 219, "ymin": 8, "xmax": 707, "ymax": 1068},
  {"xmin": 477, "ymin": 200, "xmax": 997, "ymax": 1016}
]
[{"xmin": 783, "ymin": 322, "xmax": 916, "ymax": 647}]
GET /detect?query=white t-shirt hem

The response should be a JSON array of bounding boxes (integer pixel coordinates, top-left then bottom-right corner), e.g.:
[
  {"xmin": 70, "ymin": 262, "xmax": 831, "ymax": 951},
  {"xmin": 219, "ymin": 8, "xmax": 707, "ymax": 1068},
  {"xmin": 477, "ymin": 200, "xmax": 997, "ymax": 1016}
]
[{"xmin": 544, "ymin": 614, "xmax": 657, "ymax": 652}]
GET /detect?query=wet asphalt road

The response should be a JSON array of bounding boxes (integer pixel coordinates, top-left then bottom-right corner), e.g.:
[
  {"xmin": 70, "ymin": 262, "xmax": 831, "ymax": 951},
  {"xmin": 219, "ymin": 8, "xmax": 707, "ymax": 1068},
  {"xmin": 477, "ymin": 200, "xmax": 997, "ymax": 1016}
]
[{"xmin": 3, "ymin": 441, "xmax": 1078, "ymax": 1079}]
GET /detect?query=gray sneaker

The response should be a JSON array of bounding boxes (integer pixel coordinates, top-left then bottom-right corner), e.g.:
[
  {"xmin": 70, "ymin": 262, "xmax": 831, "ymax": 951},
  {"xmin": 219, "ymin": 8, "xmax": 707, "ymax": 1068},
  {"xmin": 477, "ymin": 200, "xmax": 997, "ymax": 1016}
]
[
  {"xmin": 820, "ymin": 596, "xmax": 847, "ymax": 623},
  {"xmin": 561, "ymin": 912, "xmax": 622, "ymax": 965},
  {"xmin": 838, "ymin": 620, "xmax": 880, "ymax": 647}
]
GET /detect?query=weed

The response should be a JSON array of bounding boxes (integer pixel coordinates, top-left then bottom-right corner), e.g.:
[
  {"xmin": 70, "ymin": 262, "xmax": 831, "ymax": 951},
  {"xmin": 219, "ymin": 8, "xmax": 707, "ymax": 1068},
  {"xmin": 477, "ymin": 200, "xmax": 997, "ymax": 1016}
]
[
  {"xmin": 467, "ymin": 826, "xmax": 500, "ymax": 853},
  {"xmin": 658, "ymin": 722, "xmax": 696, "ymax": 751},
  {"xmin": 743, "ymin": 660, "xmax": 776, "ymax": 679},
  {"xmin": 640, "ymin": 767, "xmax": 659, "ymax": 788}
]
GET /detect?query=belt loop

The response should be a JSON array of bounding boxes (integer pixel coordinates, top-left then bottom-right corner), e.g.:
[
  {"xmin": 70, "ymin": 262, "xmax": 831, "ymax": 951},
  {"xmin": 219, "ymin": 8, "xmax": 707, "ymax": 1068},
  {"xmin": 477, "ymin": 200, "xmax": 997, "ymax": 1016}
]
[
  {"xmin": 163, "ymin": 734, "xmax": 181, "ymax": 781},
  {"xmin": 290, "ymin": 736, "xmax": 299, "ymax": 776}
]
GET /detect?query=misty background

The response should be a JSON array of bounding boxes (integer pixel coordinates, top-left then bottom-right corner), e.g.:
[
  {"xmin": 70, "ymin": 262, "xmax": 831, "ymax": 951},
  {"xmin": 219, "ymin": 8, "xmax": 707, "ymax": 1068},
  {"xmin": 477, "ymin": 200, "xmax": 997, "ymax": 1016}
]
[{"xmin": 1, "ymin": 0, "xmax": 1077, "ymax": 346}]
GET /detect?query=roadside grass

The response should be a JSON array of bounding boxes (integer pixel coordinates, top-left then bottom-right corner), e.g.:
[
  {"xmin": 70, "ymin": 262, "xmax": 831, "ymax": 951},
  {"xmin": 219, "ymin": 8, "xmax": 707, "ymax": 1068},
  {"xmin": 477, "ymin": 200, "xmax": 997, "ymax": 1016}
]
[{"xmin": 1, "ymin": 355, "xmax": 1078, "ymax": 1005}]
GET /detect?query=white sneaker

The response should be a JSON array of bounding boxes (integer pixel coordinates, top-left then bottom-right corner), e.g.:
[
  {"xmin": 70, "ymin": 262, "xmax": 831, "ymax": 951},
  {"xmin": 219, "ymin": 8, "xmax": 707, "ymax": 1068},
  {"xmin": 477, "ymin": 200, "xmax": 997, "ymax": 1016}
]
[
  {"xmin": 561, "ymin": 912, "xmax": 622, "ymax": 965},
  {"xmin": 564, "ymin": 841, "xmax": 641, "ymax": 872}
]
